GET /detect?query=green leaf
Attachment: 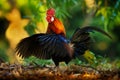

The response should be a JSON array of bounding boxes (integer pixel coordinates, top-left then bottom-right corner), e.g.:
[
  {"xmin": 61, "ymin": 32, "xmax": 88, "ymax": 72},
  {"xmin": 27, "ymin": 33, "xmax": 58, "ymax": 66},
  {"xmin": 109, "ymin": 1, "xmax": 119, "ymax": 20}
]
[{"xmin": 24, "ymin": 22, "xmax": 36, "ymax": 36}]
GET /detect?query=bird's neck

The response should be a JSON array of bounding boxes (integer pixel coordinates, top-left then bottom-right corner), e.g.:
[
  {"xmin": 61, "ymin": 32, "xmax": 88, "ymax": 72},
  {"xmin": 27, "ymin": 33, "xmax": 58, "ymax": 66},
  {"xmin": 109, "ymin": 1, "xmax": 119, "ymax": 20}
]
[{"xmin": 46, "ymin": 17, "xmax": 66, "ymax": 37}]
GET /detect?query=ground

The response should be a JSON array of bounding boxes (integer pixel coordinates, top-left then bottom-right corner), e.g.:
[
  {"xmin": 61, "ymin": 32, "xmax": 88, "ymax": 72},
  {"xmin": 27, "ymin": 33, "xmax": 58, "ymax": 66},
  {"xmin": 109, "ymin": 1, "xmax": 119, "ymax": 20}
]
[{"xmin": 0, "ymin": 63, "xmax": 119, "ymax": 80}]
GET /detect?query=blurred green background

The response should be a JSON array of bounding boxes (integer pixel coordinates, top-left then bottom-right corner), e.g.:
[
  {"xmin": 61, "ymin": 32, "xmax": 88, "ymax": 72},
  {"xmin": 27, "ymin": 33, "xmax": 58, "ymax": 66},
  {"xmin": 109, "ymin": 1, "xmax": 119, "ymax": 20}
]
[{"xmin": 0, "ymin": 0, "xmax": 120, "ymax": 65}]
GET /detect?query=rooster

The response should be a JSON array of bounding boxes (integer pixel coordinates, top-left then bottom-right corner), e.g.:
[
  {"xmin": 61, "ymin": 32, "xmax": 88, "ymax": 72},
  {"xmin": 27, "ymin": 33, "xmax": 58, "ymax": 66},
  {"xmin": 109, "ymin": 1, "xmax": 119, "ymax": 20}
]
[{"xmin": 15, "ymin": 8, "xmax": 111, "ymax": 66}]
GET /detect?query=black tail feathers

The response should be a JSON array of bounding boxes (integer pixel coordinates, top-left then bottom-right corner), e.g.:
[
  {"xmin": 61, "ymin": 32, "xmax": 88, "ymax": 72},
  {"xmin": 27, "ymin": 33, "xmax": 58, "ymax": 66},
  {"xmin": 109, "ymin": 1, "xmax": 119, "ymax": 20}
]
[{"xmin": 70, "ymin": 26, "xmax": 111, "ymax": 57}]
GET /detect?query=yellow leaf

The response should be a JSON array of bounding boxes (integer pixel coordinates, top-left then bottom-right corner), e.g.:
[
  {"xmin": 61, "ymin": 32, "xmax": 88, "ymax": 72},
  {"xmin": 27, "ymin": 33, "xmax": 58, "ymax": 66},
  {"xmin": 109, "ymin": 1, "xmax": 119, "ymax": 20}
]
[
  {"xmin": 83, "ymin": 50, "xmax": 97, "ymax": 64},
  {"xmin": 6, "ymin": 8, "xmax": 29, "ymax": 48},
  {"xmin": 85, "ymin": 0, "xmax": 96, "ymax": 9},
  {"xmin": 36, "ymin": 22, "xmax": 47, "ymax": 33},
  {"xmin": 5, "ymin": 8, "xmax": 29, "ymax": 63}
]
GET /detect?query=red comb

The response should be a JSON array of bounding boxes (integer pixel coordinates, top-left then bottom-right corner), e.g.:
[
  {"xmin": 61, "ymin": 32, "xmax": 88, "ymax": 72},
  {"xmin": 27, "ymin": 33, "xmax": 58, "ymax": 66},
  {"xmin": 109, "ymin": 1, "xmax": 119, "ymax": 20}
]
[{"xmin": 47, "ymin": 8, "xmax": 55, "ymax": 16}]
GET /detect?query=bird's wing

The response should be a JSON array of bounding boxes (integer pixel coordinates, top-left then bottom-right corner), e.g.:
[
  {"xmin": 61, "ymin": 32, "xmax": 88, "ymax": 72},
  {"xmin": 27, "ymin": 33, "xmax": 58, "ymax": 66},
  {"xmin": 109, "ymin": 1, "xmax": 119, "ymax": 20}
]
[{"xmin": 15, "ymin": 34, "xmax": 71, "ymax": 59}]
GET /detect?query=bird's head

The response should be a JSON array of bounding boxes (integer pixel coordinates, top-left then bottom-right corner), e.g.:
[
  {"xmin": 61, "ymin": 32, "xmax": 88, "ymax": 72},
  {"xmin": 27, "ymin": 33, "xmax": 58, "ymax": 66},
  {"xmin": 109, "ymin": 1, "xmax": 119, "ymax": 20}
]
[
  {"xmin": 46, "ymin": 8, "xmax": 66, "ymax": 36},
  {"xmin": 46, "ymin": 8, "xmax": 55, "ymax": 23}
]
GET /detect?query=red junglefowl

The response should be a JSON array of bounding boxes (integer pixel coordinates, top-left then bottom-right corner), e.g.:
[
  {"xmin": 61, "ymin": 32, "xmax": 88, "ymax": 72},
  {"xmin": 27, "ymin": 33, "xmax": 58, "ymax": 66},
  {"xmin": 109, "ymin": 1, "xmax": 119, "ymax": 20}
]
[{"xmin": 15, "ymin": 8, "xmax": 111, "ymax": 66}]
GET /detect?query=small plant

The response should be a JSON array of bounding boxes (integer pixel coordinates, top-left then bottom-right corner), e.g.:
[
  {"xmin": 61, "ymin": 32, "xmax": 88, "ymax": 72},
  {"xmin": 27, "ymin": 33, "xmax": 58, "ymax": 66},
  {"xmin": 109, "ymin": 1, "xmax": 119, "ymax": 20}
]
[{"xmin": 24, "ymin": 56, "xmax": 53, "ymax": 66}]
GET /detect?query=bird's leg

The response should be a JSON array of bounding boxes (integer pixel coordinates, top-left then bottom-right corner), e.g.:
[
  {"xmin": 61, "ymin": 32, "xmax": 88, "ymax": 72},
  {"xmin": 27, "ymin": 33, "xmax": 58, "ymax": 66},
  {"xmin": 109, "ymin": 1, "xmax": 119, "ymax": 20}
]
[
  {"xmin": 64, "ymin": 62, "xmax": 70, "ymax": 72},
  {"xmin": 52, "ymin": 62, "xmax": 59, "ymax": 72},
  {"xmin": 48, "ymin": 61, "xmax": 62, "ymax": 75},
  {"xmin": 55, "ymin": 62, "xmax": 68, "ymax": 74}
]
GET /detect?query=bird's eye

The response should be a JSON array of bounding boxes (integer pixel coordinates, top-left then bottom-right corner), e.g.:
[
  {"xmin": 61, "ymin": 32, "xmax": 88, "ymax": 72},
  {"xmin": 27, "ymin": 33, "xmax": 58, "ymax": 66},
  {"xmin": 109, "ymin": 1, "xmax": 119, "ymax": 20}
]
[
  {"xmin": 51, "ymin": 17, "xmax": 54, "ymax": 22},
  {"xmin": 46, "ymin": 15, "xmax": 54, "ymax": 23}
]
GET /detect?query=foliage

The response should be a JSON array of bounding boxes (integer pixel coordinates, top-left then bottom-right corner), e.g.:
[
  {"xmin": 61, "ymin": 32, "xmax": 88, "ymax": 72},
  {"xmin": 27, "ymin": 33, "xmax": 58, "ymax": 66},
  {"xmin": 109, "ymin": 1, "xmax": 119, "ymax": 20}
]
[
  {"xmin": 23, "ymin": 54, "xmax": 120, "ymax": 71},
  {"xmin": 24, "ymin": 56, "xmax": 53, "ymax": 67},
  {"xmin": 0, "ymin": 39, "xmax": 9, "ymax": 62},
  {"xmin": 17, "ymin": 0, "xmax": 47, "ymax": 35},
  {"xmin": 0, "ymin": 47, "xmax": 8, "ymax": 62},
  {"xmin": 46, "ymin": 0, "xmax": 81, "ymax": 20},
  {"xmin": 96, "ymin": 0, "xmax": 120, "ymax": 31}
]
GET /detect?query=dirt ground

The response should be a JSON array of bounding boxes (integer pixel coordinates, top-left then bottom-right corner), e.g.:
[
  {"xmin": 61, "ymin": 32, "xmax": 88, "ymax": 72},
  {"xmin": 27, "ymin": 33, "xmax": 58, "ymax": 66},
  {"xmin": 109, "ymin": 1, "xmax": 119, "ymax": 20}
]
[{"xmin": 0, "ymin": 63, "xmax": 119, "ymax": 80}]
